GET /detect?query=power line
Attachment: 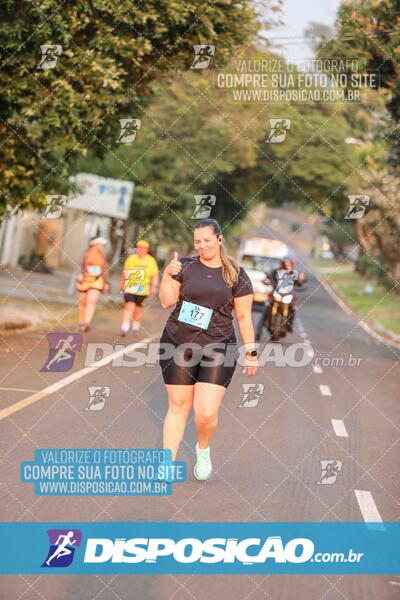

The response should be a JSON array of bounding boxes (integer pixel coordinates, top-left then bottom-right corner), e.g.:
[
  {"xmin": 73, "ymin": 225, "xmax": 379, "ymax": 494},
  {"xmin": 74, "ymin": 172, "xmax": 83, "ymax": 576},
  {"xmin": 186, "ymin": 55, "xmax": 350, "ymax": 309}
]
[{"xmin": 266, "ymin": 29, "xmax": 400, "ymax": 42}]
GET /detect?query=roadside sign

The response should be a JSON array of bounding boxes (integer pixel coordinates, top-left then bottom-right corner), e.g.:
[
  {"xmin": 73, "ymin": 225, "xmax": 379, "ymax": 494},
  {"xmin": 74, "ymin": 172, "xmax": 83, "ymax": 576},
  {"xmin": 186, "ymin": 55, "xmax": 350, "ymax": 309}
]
[{"xmin": 68, "ymin": 173, "xmax": 134, "ymax": 220}]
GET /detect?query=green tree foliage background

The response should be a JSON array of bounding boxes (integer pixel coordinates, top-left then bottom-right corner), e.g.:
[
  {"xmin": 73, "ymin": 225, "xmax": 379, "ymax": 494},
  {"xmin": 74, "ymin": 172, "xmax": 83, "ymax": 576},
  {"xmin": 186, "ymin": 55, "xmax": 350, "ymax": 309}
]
[
  {"xmin": 315, "ymin": 0, "xmax": 399, "ymax": 286},
  {"xmin": 74, "ymin": 47, "xmax": 355, "ymax": 247},
  {"xmin": 0, "ymin": 0, "xmax": 261, "ymax": 218}
]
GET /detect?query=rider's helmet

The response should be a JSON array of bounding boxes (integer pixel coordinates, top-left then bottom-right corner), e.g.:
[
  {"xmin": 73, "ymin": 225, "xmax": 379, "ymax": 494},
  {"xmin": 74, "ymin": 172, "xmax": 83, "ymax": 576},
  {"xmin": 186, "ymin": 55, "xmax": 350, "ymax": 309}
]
[{"xmin": 280, "ymin": 258, "xmax": 292, "ymax": 270}]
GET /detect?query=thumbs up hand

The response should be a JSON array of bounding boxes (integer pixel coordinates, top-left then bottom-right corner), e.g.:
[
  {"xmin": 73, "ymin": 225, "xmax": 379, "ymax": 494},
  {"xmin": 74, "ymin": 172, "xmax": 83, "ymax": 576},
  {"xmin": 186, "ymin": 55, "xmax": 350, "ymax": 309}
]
[{"xmin": 165, "ymin": 250, "xmax": 182, "ymax": 277}]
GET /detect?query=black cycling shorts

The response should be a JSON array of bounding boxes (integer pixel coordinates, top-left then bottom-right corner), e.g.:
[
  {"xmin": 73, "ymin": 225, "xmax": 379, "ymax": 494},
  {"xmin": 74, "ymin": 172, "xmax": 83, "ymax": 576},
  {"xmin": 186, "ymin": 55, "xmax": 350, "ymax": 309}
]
[
  {"xmin": 158, "ymin": 328, "xmax": 238, "ymax": 389},
  {"xmin": 124, "ymin": 293, "xmax": 147, "ymax": 306}
]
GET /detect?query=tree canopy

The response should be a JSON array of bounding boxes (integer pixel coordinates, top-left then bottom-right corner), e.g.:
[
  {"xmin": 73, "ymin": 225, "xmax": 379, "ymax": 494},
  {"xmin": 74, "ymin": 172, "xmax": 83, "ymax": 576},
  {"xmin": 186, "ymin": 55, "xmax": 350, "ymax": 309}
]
[
  {"xmin": 315, "ymin": 0, "xmax": 400, "ymax": 286},
  {"xmin": 0, "ymin": 0, "xmax": 262, "ymax": 219}
]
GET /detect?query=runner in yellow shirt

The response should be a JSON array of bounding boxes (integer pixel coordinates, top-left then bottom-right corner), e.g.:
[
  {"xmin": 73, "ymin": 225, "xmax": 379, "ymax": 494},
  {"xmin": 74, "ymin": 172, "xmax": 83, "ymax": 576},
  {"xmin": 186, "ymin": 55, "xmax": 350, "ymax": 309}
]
[{"xmin": 120, "ymin": 240, "xmax": 159, "ymax": 336}]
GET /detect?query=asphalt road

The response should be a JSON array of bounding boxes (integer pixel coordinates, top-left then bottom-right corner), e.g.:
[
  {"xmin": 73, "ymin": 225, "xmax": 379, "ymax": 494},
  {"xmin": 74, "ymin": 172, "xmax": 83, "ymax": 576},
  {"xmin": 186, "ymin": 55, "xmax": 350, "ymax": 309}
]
[{"xmin": 0, "ymin": 257, "xmax": 399, "ymax": 599}]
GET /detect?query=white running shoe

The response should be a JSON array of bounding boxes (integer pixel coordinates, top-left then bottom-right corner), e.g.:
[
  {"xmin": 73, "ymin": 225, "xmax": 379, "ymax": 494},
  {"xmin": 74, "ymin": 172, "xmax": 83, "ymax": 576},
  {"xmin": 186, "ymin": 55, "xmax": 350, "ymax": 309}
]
[
  {"xmin": 132, "ymin": 321, "xmax": 140, "ymax": 333},
  {"xmin": 194, "ymin": 443, "xmax": 212, "ymax": 481}
]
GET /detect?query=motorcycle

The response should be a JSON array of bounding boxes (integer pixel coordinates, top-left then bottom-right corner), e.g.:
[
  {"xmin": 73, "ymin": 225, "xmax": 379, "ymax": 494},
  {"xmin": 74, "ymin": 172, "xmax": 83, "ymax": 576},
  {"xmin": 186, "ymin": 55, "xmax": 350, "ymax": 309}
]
[{"xmin": 255, "ymin": 271, "xmax": 297, "ymax": 342}]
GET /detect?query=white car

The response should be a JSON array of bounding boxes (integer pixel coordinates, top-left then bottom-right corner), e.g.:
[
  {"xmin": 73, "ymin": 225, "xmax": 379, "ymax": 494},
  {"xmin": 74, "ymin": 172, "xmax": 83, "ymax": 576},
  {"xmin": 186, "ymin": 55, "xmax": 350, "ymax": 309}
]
[{"xmin": 238, "ymin": 238, "xmax": 292, "ymax": 304}]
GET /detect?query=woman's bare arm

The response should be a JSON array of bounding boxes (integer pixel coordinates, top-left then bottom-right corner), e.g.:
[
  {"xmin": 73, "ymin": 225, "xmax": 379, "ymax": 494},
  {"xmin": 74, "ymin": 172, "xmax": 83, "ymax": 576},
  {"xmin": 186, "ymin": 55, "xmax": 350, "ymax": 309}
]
[
  {"xmin": 234, "ymin": 293, "xmax": 258, "ymax": 376},
  {"xmin": 233, "ymin": 294, "xmax": 256, "ymax": 349},
  {"xmin": 159, "ymin": 273, "xmax": 181, "ymax": 308},
  {"xmin": 159, "ymin": 253, "xmax": 182, "ymax": 308}
]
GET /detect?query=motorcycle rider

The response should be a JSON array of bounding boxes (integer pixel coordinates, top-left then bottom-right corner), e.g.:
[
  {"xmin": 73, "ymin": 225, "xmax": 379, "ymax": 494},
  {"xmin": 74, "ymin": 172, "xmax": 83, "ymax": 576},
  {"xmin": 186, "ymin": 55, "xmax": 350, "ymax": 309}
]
[{"xmin": 256, "ymin": 259, "xmax": 296, "ymax": 340}]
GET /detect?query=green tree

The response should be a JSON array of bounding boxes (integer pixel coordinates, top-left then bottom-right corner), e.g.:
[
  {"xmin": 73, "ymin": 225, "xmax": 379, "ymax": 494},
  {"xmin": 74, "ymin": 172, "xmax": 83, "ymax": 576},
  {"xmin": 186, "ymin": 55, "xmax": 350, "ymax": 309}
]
[
  {"xmin": 315, "ymin": 0, "xmax": 400, "ymax": 287},
  {"xmin": 316, "ymin": 0, "xmax": 400, "ymax": 163},
  {"xmin": 0, "ymin": 0, "xmax": 262, "ymax": 220},
  {"xmin": 74, "ymin": 66, "xmax": 262, "ymax": 249},
  {"xmin": 74, "ymin": 44, "xmax": 359, "ymax": 251}
]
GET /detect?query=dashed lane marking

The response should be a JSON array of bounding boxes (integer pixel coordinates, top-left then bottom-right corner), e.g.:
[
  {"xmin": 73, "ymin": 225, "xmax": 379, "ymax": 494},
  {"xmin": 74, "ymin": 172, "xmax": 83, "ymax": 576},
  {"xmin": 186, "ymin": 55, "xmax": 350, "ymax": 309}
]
[
  {"xmin": 354, "ymin": 490, "xmax": 385, "ymax": 530},
  {"xmin": 331, "ymin": 419, "xmax": 349, "ymax": 437},
  {"xmin": 319, "ymin": 384, "xmax": 332, "ymax": 397}
]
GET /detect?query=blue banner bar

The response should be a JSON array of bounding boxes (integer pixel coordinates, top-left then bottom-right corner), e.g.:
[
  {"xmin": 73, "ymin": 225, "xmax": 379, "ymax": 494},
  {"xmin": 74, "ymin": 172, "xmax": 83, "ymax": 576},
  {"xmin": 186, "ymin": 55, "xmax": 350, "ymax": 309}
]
[{"xmin": 0, "ymin": 522, "xmax": 398, "ymax": 574}]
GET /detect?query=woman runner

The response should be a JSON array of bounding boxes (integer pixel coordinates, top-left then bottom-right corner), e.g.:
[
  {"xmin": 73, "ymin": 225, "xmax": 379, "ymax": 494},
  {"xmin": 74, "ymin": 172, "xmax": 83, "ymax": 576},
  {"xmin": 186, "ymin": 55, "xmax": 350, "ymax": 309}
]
[
  {"xmin": 158, "ymin": 218, "xmax": 258, "ymax": 481},
  {"xmin": 76, "ymin": 236, "xmax": 109, "ymax": 332}
]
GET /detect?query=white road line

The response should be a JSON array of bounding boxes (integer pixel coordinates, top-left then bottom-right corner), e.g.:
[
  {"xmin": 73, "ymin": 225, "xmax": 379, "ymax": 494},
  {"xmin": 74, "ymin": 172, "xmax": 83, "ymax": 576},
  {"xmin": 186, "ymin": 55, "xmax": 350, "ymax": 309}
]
[
  {"xmin": 312, "ymin": 365, "xmax": 323, "ymax": 374},
  {"xmin": 319, "ymin": 384, "xmax": 332, "ymax": 397},
  {"xmin": 0, "ymin": 386, "xmax": 39, "ymax": 393},
  {"xmin": 354, "ymin": 490, "xmax": 385, "ymax": 530},
  {"xmin": 300, "ymin": 332, "xmax": 307, "ymax": 338},
  {"xmin": 0, "ymin": 337, "xmax": 153, "ymax": 421},
  {"xmin": 331, "ymin": 419, "xmax": 348, "ymax": 437}
]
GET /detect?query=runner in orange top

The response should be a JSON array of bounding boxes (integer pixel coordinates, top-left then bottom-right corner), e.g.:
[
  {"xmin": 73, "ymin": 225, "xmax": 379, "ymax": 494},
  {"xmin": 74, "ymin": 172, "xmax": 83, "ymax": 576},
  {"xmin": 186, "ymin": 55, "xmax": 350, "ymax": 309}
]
[{"xmin": 76, "ymin": 237, "xmax": 109, "ymax": 332}]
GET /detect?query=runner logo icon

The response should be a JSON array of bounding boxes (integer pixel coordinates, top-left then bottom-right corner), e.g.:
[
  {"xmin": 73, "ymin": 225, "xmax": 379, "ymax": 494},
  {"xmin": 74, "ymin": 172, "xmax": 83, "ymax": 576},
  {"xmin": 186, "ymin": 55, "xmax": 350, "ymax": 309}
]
[
  {"xmin": 345, "ymin": 194, "xmax": 369, "ymax": 219},
  {"xmin": 41, "ymin": 529, "xmax": 82, "ymax": 568},
  {"xmin": 85, "ymin": 386, "xmax": 110, "ymax": 411},
  {"xmin": 190, "ymin": 45, "xmax": 215, "ymax": 70},
  {"xmin": 122, "ymin": 269, "xmax": 146, "ymax": 294},
  {"xmin": 41, "ymin": 333, "xmax": 82, "ymax": 372},
  {"xmin": 266, "ymin": 118, "xmax": 291, "ymax": 143},
  {"xmin": 42, "ymin": 195, "xmax": 67, "ymax": 219},
  {"xmin": 192, "ymin": 195, "xmax": 216, "ymax": 219},
  {"xmin": 317, "ymin": 460, "xmax": 342, "ymax": 485},
  {"xmin": 117, "ymin": 119, "xmax": 141, "ymax": 144},
  {"xmin": 38, "ymin": 45, "xmax": 62, "ymax": 70},
  {"xmin": 240, "ymin": 383, "xmax": 264, "ymax": 407}
]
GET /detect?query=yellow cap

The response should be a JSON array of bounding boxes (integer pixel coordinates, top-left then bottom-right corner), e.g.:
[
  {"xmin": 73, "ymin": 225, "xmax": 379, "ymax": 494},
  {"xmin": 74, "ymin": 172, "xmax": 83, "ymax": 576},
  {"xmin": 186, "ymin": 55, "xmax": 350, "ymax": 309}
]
[{"xmin": 136, "ymin": 240, "xmax": 150, "ymax": 248}]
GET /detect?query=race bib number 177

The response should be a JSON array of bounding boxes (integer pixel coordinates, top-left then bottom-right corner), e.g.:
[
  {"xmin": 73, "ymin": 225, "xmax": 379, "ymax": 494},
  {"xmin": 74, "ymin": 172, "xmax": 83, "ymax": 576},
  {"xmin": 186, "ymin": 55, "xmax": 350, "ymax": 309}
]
[{"xmin": 178, "ymin": 301, "xmax": 213, "ymax": 329}]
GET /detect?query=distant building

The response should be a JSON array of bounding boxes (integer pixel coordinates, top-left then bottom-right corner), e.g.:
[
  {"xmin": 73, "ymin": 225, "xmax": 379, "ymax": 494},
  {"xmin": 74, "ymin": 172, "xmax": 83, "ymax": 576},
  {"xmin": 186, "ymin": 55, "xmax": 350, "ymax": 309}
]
[{"xmin": 0, "ymin": 209, "xmax": 111, "ymax": 270}]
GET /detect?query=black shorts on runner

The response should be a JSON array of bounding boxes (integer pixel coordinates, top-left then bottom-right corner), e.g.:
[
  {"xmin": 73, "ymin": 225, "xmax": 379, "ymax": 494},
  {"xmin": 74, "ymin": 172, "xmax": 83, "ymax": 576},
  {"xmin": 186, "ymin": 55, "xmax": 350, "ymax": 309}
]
[
  {"xmin": 123, "ymin": 293, "xmax": 147, "ymax": 306},
  {"xmin": 158, "ymin": 327, "xmax": 238, "ymax": 389}
]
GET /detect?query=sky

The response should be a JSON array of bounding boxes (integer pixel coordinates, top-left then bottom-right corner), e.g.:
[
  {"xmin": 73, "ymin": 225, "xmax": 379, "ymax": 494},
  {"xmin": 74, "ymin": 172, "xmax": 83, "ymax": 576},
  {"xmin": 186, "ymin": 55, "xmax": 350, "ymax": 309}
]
[{"xmin": 267, "ymin": 0, "xmax": 341, "ymax": 62}]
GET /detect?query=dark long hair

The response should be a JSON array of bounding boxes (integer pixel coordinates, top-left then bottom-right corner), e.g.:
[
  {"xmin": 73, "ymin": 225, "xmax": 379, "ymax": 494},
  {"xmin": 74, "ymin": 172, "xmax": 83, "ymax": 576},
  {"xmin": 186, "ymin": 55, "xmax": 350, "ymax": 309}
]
[{"xmin": 193, "ymin": 218, "xmax": 239, "ymax": 287}]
